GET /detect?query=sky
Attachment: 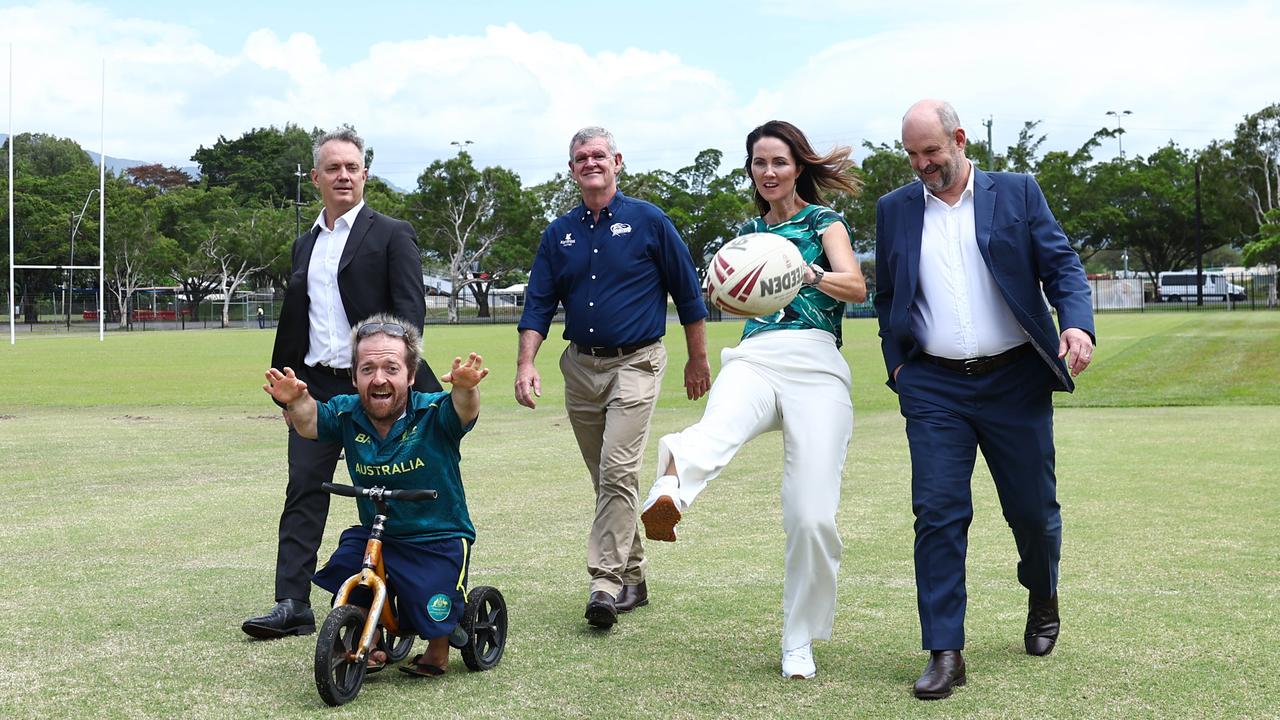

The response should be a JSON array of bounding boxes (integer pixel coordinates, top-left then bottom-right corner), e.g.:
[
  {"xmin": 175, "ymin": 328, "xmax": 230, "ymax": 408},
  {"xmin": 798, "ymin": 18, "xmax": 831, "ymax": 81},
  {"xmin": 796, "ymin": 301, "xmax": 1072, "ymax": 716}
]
[{"xmin": 2, "ymin": 0, "xmax": 1278, "ymax": 190}]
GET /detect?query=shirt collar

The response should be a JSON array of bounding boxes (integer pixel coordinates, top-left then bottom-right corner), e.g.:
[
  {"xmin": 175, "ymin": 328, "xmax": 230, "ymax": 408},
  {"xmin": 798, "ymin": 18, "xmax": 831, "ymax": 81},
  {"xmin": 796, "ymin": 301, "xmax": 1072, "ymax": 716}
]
[
  {"xmin": 922, "ymin": 160, "xmax": 975, "ymax": 207},
  {"xmin": 577, "ymin": 191, "xmax": 623, "ymax": 223},
  {"xmin": 312, "ymin": 200, "xmax": 366, "ymax": 233}
]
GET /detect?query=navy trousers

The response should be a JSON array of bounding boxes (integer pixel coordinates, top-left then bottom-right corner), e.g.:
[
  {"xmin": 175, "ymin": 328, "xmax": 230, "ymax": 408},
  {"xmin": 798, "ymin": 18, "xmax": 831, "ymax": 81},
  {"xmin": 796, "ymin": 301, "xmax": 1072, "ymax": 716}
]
[{"xmin": 896, "ymin": 352, "xmax": 1061, "ymax": 650}]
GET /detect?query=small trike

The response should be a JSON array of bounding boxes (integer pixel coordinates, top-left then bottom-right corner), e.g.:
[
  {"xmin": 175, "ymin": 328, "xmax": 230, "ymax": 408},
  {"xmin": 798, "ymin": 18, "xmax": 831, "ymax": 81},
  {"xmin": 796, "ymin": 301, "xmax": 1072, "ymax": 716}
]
[{"xmin": 313, "ymin": 482, "xmax": 508, "ymax": 706}]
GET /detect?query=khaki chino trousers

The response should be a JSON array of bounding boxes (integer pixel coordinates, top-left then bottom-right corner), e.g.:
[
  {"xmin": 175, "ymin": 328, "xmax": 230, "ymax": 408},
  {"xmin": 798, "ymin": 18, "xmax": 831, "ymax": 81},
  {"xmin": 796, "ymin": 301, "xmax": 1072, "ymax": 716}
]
[{"xmin": 560, "ymin": 342, "xmax": 667, "ymax": 597}]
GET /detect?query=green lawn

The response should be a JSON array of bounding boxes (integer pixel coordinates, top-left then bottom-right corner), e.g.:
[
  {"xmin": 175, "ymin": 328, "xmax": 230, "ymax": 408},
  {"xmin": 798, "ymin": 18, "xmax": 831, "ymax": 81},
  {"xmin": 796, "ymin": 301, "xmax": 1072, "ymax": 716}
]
[{"xmin": 0, "ymin": 313, "xmax": 1277, "ymax": 718}]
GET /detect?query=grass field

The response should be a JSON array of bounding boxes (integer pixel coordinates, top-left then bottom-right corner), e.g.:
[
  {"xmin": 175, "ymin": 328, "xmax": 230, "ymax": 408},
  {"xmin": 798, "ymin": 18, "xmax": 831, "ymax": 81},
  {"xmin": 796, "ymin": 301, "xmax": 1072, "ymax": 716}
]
[{"xmin": 1, "ymin": 313, "xmax": 1277, "ymax": 719}]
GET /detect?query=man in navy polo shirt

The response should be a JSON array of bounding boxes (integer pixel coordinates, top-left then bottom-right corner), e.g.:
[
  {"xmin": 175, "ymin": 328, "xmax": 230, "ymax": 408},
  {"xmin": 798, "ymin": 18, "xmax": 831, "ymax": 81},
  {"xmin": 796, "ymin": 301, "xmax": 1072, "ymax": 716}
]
[
  {"xmin": 264, "ymin": 313, "xmax": 487, "ymax": 676},
  {"xmin": 515, "ymin": 126, "xmax": 711, "ymax": 629}
]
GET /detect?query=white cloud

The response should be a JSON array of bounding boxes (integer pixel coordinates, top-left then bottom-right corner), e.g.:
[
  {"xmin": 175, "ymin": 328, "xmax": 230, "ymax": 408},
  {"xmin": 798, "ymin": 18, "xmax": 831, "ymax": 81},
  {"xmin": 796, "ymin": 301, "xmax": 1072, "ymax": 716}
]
[{"xmin": 1, "ymin": 0, "xmax": 1277, "ymax": 189}]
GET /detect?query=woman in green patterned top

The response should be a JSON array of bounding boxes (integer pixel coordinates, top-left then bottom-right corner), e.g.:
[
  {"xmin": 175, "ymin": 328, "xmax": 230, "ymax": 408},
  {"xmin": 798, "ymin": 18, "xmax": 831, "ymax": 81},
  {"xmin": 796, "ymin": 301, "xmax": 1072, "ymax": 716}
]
[{"xmin": 640, "ymin": 120, "xmax": 867, "ymax": 680}]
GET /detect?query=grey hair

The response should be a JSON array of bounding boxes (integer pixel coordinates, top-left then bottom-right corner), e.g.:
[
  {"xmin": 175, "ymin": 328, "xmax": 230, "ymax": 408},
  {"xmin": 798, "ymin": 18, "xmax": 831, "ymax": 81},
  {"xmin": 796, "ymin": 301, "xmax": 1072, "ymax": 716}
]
[
  {"xmin": 349, "ymin": 312, "xmax": 422, "ymax": 374},
  {"xmin": 935, "ymin": 102, "xmax": 962, "ymax": 136},
  {"xmin": 569, "ymin": 126, "xmax": 617, "ymax": 159},
  {"xmin": 313, "ymin": 127, "xmax": 366, "ymax": 169}
]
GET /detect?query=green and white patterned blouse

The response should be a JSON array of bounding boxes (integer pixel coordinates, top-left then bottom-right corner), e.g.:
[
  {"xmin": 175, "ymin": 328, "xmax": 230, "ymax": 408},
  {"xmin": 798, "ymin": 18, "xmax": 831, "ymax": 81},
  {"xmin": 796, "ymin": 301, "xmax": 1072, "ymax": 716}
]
[{"xmin": 739, "ymin": 204, "xmax": 852, "ymax": 348}]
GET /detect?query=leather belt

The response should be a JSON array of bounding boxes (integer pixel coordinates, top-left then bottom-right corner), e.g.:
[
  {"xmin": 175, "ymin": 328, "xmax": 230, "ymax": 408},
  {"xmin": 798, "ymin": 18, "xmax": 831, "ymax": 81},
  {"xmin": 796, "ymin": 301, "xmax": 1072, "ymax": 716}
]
[
  {"xmin": 922, "ymin": 343, "xmax": 1035, "ymax": 376},
  {"xmin": 574, "ymin": 338, "xmax": 659, "ymax": 358},
  {"xmin": 311, "ymin": 363, "xmax": 351, "ymax": 377}
]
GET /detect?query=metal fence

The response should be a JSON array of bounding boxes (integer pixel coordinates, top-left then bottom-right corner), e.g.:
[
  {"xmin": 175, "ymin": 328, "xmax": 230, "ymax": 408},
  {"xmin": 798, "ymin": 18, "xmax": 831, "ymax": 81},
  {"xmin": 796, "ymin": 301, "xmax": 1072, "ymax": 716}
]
[
  {"xmin": 4, "ymin": 273, "xmax": 1275, "ymax": 334},
  {"xmin": 0, "ymin": 290, "xmax": 280, "ymax": 333},
  {"xmin": 1086, "ymin": 271, "xmax": 1278, "ymax": 312}
]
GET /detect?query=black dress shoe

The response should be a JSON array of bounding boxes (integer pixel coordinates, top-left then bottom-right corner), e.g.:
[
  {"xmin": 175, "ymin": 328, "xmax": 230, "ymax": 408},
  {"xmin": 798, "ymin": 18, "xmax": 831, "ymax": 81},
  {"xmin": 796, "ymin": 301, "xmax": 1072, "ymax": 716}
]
[
  {"xmin": 1025, "ymin": 592, "xmax": 1060, "ymax": 656},
  {"xmin": 616, "ymin": 581, "xmax": 649, "ymax": 613},
  {"xmin": 584, "ymin": 590, "xmax": 618, "ymax": 629},
  {"xmin": 241, "ymin": 599, "xmax": 316, "ymax": 639},
  {"xmin": 913, "ymin": 650, "xmax": 966, "ymax": 700}
]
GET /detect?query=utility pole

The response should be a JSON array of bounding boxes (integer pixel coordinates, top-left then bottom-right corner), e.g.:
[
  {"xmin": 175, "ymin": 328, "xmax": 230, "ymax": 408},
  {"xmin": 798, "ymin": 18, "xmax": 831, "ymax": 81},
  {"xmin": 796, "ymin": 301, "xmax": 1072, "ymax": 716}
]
[
  {"xmin": 1195, "ymin": 161, "xmax": 1204, "ymax": 306},
  {"xmin": 982, "ymin": 116, "xmax": 994, "ymax": 171}
]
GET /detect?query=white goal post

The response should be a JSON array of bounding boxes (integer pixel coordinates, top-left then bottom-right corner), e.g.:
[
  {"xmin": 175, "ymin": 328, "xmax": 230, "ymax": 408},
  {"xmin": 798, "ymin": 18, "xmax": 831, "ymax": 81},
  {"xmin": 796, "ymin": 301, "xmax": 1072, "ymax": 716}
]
[{"xmin": 7, "ymin": 47, "xmax": 106, "ymax": 344}]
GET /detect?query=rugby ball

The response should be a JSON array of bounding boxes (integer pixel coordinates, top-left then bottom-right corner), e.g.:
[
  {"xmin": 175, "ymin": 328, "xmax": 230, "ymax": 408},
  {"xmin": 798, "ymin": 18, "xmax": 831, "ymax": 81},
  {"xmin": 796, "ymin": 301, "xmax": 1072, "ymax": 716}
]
[{"xmin": 705, "ymin": 232, "xmax": 805, "ymax": 317}]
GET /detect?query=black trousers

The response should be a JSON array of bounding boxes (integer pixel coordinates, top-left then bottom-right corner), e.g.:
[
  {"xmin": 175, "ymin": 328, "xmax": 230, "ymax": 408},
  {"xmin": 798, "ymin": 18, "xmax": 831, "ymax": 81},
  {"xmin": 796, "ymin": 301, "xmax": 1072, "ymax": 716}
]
[{"xmin": 273, "ymin": 366, "xmax": 357, "ymax": 603}]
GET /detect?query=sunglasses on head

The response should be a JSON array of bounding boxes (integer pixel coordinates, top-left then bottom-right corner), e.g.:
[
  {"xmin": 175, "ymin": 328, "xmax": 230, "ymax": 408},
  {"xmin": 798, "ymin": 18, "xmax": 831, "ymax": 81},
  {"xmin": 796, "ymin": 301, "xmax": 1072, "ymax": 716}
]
[{"xmin": 356, "ymin": 322, "xmax": 407, "ymax": 338}]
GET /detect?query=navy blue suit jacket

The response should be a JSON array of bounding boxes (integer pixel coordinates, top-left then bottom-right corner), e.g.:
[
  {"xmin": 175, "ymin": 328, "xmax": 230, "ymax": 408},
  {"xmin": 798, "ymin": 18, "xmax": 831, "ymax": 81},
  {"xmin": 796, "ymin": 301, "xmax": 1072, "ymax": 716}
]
[{"xmin": 873, "ymin": 168, "xmax": 1094, "ymax": 393}]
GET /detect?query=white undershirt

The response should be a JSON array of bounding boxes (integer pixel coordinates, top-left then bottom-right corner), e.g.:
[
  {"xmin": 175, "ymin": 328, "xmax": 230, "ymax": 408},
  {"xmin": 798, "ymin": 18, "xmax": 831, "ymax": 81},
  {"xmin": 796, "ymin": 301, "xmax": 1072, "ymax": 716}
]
[
  {"xmin": 911, "ymin": 162, "xmax": 1026, "ymax": 360},
  {"xmin": 304, "ymin": 201, "xmax": 364, "ymax": 368}
]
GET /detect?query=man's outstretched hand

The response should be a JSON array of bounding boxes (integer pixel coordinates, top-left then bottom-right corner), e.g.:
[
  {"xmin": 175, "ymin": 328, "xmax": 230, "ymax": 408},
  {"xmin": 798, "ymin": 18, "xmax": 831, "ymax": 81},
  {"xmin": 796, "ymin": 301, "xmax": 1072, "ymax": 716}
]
[
  {"xmin": 441, "ymin": 353, "xmax": 489, "ymax": 390},
  {"xmin": 264, "ymin": 367, "xmax": 308, "ymax": 405}
]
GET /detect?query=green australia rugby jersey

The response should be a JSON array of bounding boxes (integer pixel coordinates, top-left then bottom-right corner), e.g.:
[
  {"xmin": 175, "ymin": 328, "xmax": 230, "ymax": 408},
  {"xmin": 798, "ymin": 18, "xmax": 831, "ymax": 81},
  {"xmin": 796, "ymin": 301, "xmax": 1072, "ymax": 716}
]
[
  {"xmin": 316, "ymin": 389, "xmax": 476, "ymax": 543},
  {"xmin": 739, "ymin": 204, "xmax": 852, "ymax": 347}
]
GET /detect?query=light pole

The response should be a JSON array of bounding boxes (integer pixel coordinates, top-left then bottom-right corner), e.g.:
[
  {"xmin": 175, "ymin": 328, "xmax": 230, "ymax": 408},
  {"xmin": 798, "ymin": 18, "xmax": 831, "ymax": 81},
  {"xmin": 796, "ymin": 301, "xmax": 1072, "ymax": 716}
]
[
  {"xmin": 450, "ymin": 140, "xmax": 474, "ymax": 154},
  {"xmin": 66, "ymin": 188, "xmax": 99, "ymax": 329},
  {"xmin": 1105, "ymin": 110, "xmax": 1132, "ymax": 158}
]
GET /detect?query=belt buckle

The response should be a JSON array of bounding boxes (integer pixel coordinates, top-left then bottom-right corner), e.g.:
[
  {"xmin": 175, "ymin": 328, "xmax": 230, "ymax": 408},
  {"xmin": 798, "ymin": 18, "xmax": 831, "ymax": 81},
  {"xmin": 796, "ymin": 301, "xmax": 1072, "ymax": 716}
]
[
  {"xmin": 961, "ymin": 357, "xmax": 989, "ymax": 376},
  {"xmin": 587, "ymin": 345, "xmax": 614, "ymax": 358}
]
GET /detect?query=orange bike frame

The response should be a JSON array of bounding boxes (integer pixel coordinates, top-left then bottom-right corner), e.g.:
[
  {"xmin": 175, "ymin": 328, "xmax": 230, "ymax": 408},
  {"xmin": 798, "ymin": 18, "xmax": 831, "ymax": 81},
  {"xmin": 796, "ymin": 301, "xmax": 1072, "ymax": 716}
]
[{"xmin": 331, "ymin": 536, "xmax": 402, "ymax": 662}]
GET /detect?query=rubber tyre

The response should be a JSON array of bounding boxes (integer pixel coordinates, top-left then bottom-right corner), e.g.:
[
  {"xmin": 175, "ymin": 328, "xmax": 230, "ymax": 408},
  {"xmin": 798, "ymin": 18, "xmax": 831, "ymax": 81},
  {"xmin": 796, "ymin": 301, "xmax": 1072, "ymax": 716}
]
[
  {"xmin": 314, "ymin": 605, "xmax": 369, "ymax": 707},
  {"xmin": 460, "ymin": 586, "xmax": 507, "ymax": 671},
  {"xmin": 384, "ymin": 630, "xmax": 415, "ymax": 664}
]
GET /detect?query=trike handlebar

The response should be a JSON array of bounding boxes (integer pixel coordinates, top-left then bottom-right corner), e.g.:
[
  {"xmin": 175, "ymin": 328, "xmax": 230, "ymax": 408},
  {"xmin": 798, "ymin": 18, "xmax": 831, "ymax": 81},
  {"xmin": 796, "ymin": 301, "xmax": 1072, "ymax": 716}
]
[{"xmin": 322, "ymin": 482, "xmax": 438, "ymax": 502}]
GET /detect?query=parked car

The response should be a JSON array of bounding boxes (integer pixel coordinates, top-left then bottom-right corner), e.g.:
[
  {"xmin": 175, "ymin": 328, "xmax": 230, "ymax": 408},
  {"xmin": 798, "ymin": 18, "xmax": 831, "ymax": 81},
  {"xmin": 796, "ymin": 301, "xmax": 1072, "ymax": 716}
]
[{"xmin": 1157, "ymin": 271, "xmax": 1246, "ymax": 302}]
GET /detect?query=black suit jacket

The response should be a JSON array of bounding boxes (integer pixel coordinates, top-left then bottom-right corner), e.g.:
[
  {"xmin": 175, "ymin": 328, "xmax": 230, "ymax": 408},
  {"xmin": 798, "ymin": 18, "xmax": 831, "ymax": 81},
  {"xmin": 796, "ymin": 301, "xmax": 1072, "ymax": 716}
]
[{"xmin": 271, "ymin": 204, "xmax": 441, "ymax": 399}]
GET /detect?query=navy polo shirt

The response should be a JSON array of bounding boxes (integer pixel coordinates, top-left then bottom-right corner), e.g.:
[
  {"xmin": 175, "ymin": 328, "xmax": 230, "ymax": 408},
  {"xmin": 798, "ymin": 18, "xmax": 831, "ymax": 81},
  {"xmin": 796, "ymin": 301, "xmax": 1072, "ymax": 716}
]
[
  {"xmin": 518, "ymin": 191, "xmax": 707, "ymax": 347},
  {"xmin": 315, "ymin": 390, "xmax": 476, "ymax": 543}
]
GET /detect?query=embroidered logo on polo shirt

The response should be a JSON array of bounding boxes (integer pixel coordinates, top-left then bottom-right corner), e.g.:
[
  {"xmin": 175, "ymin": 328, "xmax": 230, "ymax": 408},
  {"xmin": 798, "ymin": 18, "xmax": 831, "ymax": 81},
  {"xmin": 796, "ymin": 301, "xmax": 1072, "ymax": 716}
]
[
  {"xmin": 560, "ymin": 233, "xmax": 575, "ymax": 246},
  {"xmin": 610, "ymin": 223, "xmax": 632, "ymax": 237},
  {"xmin": 427, "ymin": 593, "xmax": 452, "ymax": 621}
]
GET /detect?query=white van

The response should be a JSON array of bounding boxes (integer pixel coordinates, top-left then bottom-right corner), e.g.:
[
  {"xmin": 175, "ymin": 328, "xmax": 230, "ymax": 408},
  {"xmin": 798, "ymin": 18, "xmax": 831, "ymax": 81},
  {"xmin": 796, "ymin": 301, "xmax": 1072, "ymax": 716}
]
[{"xmin": 1157, "ymin": 271, "xmax": 1246, "ymax": 302}]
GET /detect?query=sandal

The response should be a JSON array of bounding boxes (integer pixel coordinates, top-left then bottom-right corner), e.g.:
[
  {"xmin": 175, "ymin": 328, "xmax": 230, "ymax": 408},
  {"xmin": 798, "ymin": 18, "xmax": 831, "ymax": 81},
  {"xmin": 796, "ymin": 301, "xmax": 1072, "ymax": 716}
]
[{"xmin": 398, "ymin": 653, "xmax": 445, "ymax": 677}]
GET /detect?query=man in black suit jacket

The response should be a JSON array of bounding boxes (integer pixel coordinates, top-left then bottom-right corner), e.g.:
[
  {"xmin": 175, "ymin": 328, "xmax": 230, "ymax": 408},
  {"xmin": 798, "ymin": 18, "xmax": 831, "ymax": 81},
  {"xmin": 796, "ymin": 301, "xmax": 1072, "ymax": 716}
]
[{"xmin": 242, "ymin": 128, "xmax": 441, "ymax": 639}]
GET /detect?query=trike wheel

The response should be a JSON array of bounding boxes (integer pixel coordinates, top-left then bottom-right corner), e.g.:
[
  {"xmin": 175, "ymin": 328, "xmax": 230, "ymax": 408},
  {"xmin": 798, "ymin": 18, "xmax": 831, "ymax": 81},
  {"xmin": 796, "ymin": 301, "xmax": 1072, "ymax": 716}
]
[
  {"xmin": 314, "ymin": 605, "xmax": 369, "ymax": 706},
  {"xmin": 383, "ymin": 630, "xmax": 415, "ymax": 663},
  {"xmin": 460, "ymin": 586, "xmax": 507, "ymax": 671}
]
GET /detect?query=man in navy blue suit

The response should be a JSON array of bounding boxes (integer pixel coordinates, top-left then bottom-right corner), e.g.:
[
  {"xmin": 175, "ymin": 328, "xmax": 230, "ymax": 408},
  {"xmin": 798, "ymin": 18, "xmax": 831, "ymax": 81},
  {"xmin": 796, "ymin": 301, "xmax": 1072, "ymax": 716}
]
[{"xmin": 874, "ymin": 100, "xmax": 1095, "ymax": 700}]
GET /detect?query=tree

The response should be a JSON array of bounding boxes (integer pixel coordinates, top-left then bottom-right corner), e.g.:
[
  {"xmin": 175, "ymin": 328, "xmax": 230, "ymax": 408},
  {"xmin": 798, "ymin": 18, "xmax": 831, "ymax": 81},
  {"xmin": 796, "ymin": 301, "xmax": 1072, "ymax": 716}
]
[
  {"xmin": 1100, "ymin": 144, "xmax": 1247, "ymax": 283},
  {"xmin": 1230, "ymin": 103, "xmax": 1280, "ymax": 226},
  {"xmin": 125, "ymin": 164, "xmax": 193, "ymax": 193},
  {"xmin": 0, "ymin": 133, "xmax": 99, "ymax": 322},
  {"xmin": 1032, "ymin": 133, "xmax": 1117, "ymax": 262},
  {"xmin": 407, "ymin": 151, "xmax": 541, "ymax": 322},
  {"xmin": 530, "ymin": 171, "xmax": 581, "ymax": 222},
  {"xmin": 626, "ymin": 149, "xmax": 753, "ymax": 279},
  {"xmin": 835, "ymin": 141, "xmax": 916, "ymax": 251},
  {"xmin": 191, "ymin": 124, "xmax": 319, "ymax": 207},
  {"xmin": 203, "ymin": 204, "xmax": 290, "ymax": 327},
  {"xmin": 103, "ymin": 180, "xmax": 169, "ymax": 327},
  {"xmin": 149, "ymin": 186, "xmax": 230, "ymax": 322},
  {"xmin": 1244, "ymin": 207, "xmax": 1280, "ymax": 266}
]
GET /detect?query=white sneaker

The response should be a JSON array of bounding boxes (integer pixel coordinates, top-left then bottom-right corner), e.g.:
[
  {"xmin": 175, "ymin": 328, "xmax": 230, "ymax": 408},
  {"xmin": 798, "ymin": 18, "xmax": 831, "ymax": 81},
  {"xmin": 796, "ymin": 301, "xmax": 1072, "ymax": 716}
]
[{"xmin": 782, "ymin": 644, "xmax": 816, "ymax": 680}]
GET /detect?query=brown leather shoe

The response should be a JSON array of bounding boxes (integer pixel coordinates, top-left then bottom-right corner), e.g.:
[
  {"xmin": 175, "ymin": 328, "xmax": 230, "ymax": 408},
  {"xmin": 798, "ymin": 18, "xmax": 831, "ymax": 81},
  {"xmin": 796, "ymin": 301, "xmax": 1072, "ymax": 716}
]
[
  {"xmin": 641, "ymin": 495, "xmax": 681, "ymax": 542},
  {"xmin": 584, "ymin": 590, "xmax": 617, "ymax": 628},
  {"xmin": 1025, "ymin": 592, "xmax": 1060, "ymax": 656},
  {"xmin": 616, "ymin": 581, "xmax": 649, "ymax": 612},
  {"xmin": 913, "ymin": 650, "xmax": 965, "ymax": 700}
]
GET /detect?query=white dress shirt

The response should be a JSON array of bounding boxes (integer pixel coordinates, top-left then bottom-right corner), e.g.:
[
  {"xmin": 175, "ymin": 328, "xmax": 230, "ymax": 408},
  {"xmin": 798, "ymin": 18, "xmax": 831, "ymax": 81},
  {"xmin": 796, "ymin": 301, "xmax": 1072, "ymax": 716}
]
[
  {"xmin": 304, "ymin": 201, "xmax": 365, "ymax": 369},
  {"xmin": 911, "ymin": 162, "xmax": 1027, "ymax": 360}
]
